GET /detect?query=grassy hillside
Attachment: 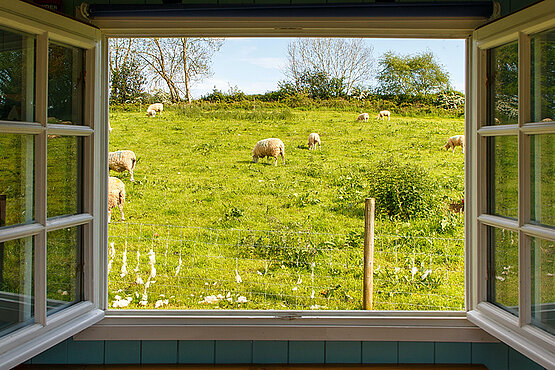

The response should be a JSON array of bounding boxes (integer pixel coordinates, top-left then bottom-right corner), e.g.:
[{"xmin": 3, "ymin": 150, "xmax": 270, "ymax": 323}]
[{"xmin": 107, "ymin": 104, "xmax": 465, "ymax": 310}]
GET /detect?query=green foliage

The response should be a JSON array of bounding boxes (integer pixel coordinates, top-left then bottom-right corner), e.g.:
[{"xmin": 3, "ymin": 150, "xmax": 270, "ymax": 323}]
[
  {"xmin": 110, "ymin": 58, "xmax": 146, "ymax": 104},
  {"xmin": 377, "ymin": 51, "xmax": 450, "ymax": 95},
  {"xmin": 201, "ymin": 85, "xmax": 247, "ymax": 103},
  {"xmin": 296, "ymin": 70, "xmax": 347, "ymax": 99},
  {"xmin": 367, "ymin": 159, "xmax": 437, "ymax": 220}
]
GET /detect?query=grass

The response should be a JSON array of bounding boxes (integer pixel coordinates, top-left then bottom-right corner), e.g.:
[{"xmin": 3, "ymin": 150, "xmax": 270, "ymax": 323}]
[{"xmin": 107, "ymin": 104, "xmax": 466, "ymax": 310}]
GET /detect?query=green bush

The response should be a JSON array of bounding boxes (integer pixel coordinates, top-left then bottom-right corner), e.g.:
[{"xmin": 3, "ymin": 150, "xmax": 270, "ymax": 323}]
[{"xmin": 367, "ymin": 159, "xmax": 437, "ymax": 220}]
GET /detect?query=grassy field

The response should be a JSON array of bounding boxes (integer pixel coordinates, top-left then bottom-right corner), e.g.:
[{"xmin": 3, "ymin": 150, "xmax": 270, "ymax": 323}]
[{"xmin": 107, "ymin": 104, "xmax": 465, "ymax": 310}]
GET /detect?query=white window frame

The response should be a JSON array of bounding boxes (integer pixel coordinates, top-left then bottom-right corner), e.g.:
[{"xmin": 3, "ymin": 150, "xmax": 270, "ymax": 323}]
[
  {"xmin": 466, "ymin": 1, "xmax": 555, "ymax": 368},
  {"xmin": 0, "ymin": 1, "xmax": 105, "ymax": 368}
]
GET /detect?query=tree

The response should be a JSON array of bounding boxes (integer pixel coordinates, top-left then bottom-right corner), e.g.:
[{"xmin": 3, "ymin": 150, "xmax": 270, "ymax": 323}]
[
  {"xmin": 136, "ymin": 38, "xmax": 223, "ymax": 103},
  {"xmin": 109, "ymin": 39, "xmax": 146, "ymax": 104},
  {"xmin": 283, "ymin": 38, "xmax": 374, "ymax": 96},
  {"xmin": 377, "ymin": 51, "xmax": 450, "ymax": 95},
  {"xmin": 176, "ymin": 38, "xmax": 224, "ymax": 103}
]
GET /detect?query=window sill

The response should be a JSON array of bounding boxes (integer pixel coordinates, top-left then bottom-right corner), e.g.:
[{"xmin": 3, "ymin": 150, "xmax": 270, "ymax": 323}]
[{"xmin": 75, "ymin": 310, "xmax": 497, "ymax": 342}]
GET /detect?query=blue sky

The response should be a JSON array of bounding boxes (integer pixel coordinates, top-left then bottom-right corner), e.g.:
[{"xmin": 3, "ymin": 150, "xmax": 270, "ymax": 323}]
[{"xmin": 190, "ymin": 38, "xmax": 466, "ymax": 99}]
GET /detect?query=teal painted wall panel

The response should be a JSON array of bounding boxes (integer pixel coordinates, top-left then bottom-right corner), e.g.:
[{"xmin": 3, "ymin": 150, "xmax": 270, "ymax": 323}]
[
  {"xmin": 325, "ymin": 341, "xmax": 362, "ymax": 363},
  {"xmin": 361, "ymin": 341, "xmax": 398, "ymax": 363},
  {"xmin": 67, "ymin": 338, "xmax": 105, "ymax": 364},
  {"xmin": 104, "ymin": 340, "xmax": 141, "ymax": 364},
  {"xmin": 141, "ymin": 340, "xmax": 178, "ymax": 364},
  {"xmin": 27, "ymin": 339, "xmax": 549, "ymax": 369},
  {"xmin": 178, "ymin": 340, "xmax": 215, "ymax": 364},
  {"xmin": 472, "ymin": 342, "xmax": 509, "ymax": 370},
  {"xmin": 215, "ymin": 340, "xmax": 253, "ymax": 364},
  {"xmin": 31, "ymin": 339, "xmax": 68, "ymax": 364},
  {"xmin": 435, "ymin": 342, "xmax": 471, "ymax": 364},
  {"xmin": 398, "ymin": 341, "xmax": 435, "ymax": 363},
  {"xmin": 288, "ymin": 341, "xmax": 325, "ymax": 363},
  {"xmin": 252, "ymin": 340, "xmax": 288, "ymax": 364},
  {"xmin": 508, "ymin": 348, "xmax": 546, "ymax": 370}
]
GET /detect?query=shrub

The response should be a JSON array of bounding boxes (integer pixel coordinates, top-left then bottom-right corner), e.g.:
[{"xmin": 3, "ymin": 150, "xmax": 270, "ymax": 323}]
[{"xmin": 367, "ymin": 159, "xmax": 437, "ymax": 220}]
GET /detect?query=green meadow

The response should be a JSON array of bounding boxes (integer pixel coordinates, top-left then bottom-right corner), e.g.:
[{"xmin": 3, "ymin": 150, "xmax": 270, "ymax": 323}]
[{"xmin": 107, "ymin": 104, "xmax": 466, "ymax": 310}]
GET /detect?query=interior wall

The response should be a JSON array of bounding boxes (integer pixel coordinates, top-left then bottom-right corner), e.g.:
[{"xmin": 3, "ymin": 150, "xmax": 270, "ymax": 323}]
[{"xmin": 26, "ymin": 338, "xmax": 547, "ymax": 369}]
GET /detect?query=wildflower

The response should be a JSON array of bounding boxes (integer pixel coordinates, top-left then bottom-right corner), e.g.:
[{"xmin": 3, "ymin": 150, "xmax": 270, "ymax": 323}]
[
  {"xmin": 202, "ymin": 295, "xmax": 219, "ymax": 304},
  {"xmin": 136, "ymin": 275, "xmax": 144, "ymax": 285},
  {"xmin": 237, "ymin": 296, "xmax": 247, "ymax": 303},
  {"xmin": 235, "ymin": 269, "xmax": 242, "ymax": 283},
  {"xmin": 155, "ymin": 299, "xmax": 169, "ymax": 308}
]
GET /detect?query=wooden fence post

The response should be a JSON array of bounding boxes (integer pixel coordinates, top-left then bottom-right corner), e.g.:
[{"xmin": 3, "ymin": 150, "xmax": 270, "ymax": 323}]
[{"xmin": 363, "ymin": 198, "xmax": 375, "ymax": 310}]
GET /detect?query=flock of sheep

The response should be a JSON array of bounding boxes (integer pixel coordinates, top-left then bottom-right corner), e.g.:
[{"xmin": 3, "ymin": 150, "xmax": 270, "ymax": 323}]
[{"xmin": 107, "ymin": 105, "xmax": 467, "ymax": 222}]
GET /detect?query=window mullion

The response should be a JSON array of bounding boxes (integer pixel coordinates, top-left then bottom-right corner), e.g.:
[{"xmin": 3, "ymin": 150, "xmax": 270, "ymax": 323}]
[
  {"xmin": 34, "ymin": 31, "xmax": 48, "ymax": 326},
  {"xmin": 517, "ymin": 31, "xmax": 531, "ymax": 328}
]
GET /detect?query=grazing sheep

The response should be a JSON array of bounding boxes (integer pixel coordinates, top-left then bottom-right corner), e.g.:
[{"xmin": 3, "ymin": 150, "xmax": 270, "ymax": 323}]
[
  {"xmin": 377, "ymin": 110, "xmax": 391, "ymax": 120},
  {"xmin": 108, "ymin": 177, "xmax": 125, "ymax": 223},
  {"xmin": 147, "ymin": 103, "xmax": 163, "ymax": 117},
  {"xmin": 308, "ymin": 133, "xmax": 321, "ymax": 150},
  {"xmin": 252, "ymin": 138, "xmax": 285, "ymax": 166},
  {"xmin": 356, "ymin": 113, "xmax": 369, "ymax": 122},
  {"xmin": 109, "ymin": 150, "xmax": 136, "ymax": 182},
  {"xmin": 542, "ymin": 118, "xmax": 553, "ymax": 122},
  {"xmin": 444, "ymin": 135, "xmax": 465, "ymax": 154}
]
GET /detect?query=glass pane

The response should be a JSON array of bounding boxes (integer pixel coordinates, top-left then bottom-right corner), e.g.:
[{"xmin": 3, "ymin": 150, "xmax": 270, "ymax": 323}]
[
  {"xmin": 0, "ymin": 134, "xmax": 34, "ymax": 228},
  {"xmin": 487, "ymin": 227, "xmax": 519, "ymax": 316},
  {"xmin": 488, "ymin": 42, "xmax": 519, "ymax": 125},
  {"xmin": 47, "ymin": 136, "xmax": 82, "ymax": 218},
  {"xmin": 487, "ymin": 136, "xmax": 518, "ymax": 218},
  {"xmin": 531, "ymin": 28, "xmax": 555, "ymax": 123},
  {"xmin": 0, "ymin": 237, "xmax": 34, "ymax": 337},
  {"xmin": 0, "ymin": 26, "xmax": 35, "ymax": 122},
  {"xmin": 48, "ymin": 42, "xmax": 84, "ymax": 125},
  {"xmin": 47, "ymin": 226, "xmax": 82, "ymax": 314},
  {"xmin": 531, "ymin": 134, "xmax": 555, "ymax": 227},
  {"xmin": 531, "ymin": 237, "xmax": 555, "ymax": 335}
]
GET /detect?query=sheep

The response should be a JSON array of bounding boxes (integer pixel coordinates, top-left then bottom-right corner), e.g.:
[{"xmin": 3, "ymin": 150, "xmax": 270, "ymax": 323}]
[
  {"xmin": 308, "ymin": 133, "xmax": 321, "ymax": 150},
  {"xmin": 108, "ymin": 176, "xmax": 125, "ymax": 223},
  {"xmin": 147, "ymin": 103, "xmax": 163, "ymax": 117},
  {"xmin": 356, "ymin": 113, "xmax": 369, "ymax": 122},
  {"xmin": 444, "ymin": 135, "xmax": 465, "ymax": 154},
  {"xmin": 109, "ymin": 150, "xmax": 136, "ymax": 182},
  {"xmin": 252, "ymin": 138, "xmax": 285, "ymax": 166},
  {"xmin": 541, "ymin": 118, "xmax": 553, "ymax": 122},
  {"xmin": 377, "ymin": 110, "xmax": 391, "ymax": 120}
]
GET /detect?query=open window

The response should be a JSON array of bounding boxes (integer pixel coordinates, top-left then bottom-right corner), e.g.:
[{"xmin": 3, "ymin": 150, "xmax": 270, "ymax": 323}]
[
  {"xmin": 0, "ymin": 1, "xmax": 105, "ymax": 368},
  {"xmin": 0, "ymin": 0, "xmax": 554, "ymax": 369},
  {"xmin": 467, "ymin": 1, "xmax": 555, "ymax": 367}
]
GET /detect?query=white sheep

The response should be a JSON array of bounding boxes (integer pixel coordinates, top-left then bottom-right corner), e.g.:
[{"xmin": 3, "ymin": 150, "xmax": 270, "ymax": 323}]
[
  {"xmin": 444, "ymin": 135, "xmax": 465, "ymax": 154},
  {"xmin": 109, "ymin": 150, "xmax": 136, "ymax": 182},
  {"xmin": 252, "ymin": 138, "xmax": 285, "ymax": 166},
  {"xmin": 308, "ymin": 133, "xmax": 321, "ymax": 150},
  {"xmin": 377, "ymin": 110, "xmax": 391, "ymax": 120},
  {"xmin": 108, "ymin": 176, "xmax": 125, "ymax": 223},
  {"xmin": 147, "ymin": 103, "xmax": 163, "ymax": 117},
  {"xmin": 356, "ymin": 113, "xmax": 369, "ymax": 122}
]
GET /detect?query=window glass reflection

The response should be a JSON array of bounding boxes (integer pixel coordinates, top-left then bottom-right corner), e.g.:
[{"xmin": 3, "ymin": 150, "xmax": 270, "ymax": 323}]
[
  {"xmin": 47, "ymin": 226, "xmax": 82, "ymax": 314},
  {"xmin": 0, "ymin": 26, "xmax": 34, "ymax": 122},
  {"xmin": 531, "ymin": 134, "xmax": 555, "ymax": 227},
  {"xmin": 47, "ymin": 136, "xmax": 82, "ymax": 218},
  {"xmin": 0, "ymin": 134, "xmax": 34, "ymax": 228},
  {"xmin": 488, "ymin": 42, "xmax": 518, "ymax": 125},
  {"xmin": 488, "ymin": 227, "xmax": 519, "ymax": 316},
  {"xmin": 48, "ymin": 42, "xmax": 84, "ymax": 125},
  {"xmin": 487, "ymin": 136, "xmax": 518, "ymax": 218},
  {"xmin": 531, "ymin": 237, "xmax": 555, "ymax": 335},
  {"xmin": 0, "ymin": 237, "xmax": 34, "ymax": 337},
  {"xmin": 531, "ymin": 29, "xmax": 555, "ymax": 123}
]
